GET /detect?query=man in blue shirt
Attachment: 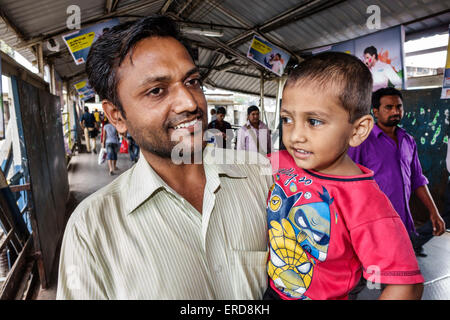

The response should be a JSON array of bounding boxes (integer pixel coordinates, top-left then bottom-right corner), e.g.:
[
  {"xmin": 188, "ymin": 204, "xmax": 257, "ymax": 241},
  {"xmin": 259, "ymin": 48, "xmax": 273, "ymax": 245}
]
[{"xmin": 80, "ymin": 106, "xmax": 97, "ymax": 153}]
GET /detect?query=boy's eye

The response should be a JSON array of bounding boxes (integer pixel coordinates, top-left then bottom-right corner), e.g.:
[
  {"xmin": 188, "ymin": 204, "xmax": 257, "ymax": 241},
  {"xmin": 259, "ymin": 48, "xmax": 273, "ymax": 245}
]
[
  {"xmin": 309, "ymin": 119, "xmax": 323, "ymax": 126},
  {"xmin": 281, "ymin": 116, "xmax": 292, "ymax": 124}
]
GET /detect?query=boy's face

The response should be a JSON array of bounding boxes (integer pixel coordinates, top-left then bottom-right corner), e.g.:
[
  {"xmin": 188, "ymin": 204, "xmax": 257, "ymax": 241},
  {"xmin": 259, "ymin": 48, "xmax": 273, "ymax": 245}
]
[{"xmin": 281, "ymin": 84, "xmax": 355, "ymax": 175}]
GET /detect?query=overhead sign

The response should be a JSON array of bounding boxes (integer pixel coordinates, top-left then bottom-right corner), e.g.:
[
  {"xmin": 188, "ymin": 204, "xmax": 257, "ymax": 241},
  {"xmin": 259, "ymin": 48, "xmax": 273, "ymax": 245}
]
[
  {"xmin": 62, "ymin": 18, "xmax": 120, "ymax": 65},
  {"xmin": 73, "ymin": 79, "xmax": 95, "ymax": 101},
  {"xmin": 441, "ymin": 25, "xmax": 450, "ymax": 99},
  {"xmin": 247, "ymin": 36, "xmax": 290, "ymax": 77}
]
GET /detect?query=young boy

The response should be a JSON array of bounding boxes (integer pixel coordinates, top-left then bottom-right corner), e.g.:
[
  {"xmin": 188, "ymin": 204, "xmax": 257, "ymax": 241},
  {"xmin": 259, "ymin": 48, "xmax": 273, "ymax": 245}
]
[{"xmin": 264, "ymin": 52, "xmax": 424, "ymax": 300}]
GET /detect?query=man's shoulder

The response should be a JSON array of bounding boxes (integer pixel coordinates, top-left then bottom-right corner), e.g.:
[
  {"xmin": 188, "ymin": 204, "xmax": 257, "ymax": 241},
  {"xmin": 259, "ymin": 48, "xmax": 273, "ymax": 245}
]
[
  {"xmin": 66, "ymin": 168, "xmax": 134, "ymax": 232},
  {"xmin": 205, "ymin": 147, "xmax": 272, "ymax": 177}
]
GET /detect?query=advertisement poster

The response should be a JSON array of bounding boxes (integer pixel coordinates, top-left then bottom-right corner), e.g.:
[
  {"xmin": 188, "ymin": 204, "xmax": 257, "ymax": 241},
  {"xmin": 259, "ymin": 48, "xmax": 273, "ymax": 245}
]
[
  {"xmin": 321, "ymin": 26, "xmax": 405, "ymax": 92},
  {"xmin": 441, "ymin": 25, "xmax": 450, "ymax": 99},
  {"xmin": 354, "ymin": 26, "xmax": 405, "ymax": 92},
  {"xmin": 74, "ymin": 79, "xmax": 95, "ymax": 101},
  {"xmin": 62, "ymin": 18, "xmax": 120, "ymax": 65},
  {"xmin": 0, "ymin": 57, "xmax": 4, "ymax": 140},
  {"xmin": 247, "ymin": 36, "xmax": 290, "ymax": 77}
]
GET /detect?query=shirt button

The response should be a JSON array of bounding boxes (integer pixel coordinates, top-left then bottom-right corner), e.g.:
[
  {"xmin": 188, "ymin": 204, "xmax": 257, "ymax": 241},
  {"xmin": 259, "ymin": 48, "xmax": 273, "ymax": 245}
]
[{"xmin": 214, "ymin": 265, "xmax": 223, "ymax": 273}]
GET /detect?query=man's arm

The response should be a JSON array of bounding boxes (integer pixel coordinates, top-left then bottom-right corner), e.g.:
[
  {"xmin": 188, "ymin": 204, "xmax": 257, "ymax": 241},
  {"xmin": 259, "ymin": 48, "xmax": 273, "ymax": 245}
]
[
  {"xmin": 414, "ymin": 185, "xmax": 445, "ymax": 236},
  {"xmin": 57, "ymin": 218, "xmax": 108, "ymax": 299},
  {"xmin": 378, "ymin": 283, "xmax": 423, "ymax": 300}
]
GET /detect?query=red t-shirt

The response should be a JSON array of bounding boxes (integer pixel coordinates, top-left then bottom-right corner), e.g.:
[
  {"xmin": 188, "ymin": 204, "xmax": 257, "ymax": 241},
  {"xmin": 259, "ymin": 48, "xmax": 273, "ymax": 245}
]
[{"xmin": 267, "ymin": 151, "xmax": 424, "ymax": 300}]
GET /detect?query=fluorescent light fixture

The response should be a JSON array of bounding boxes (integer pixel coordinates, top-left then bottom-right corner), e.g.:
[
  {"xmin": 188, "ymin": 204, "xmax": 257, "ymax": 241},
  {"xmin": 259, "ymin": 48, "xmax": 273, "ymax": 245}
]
[{"xmin": 180, "ymin": 26, "xmax": 224, "ymax": 37}]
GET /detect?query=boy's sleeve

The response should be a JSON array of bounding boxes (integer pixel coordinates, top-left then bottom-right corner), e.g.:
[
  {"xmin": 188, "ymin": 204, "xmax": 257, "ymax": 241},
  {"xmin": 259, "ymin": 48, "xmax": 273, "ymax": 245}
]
[{"xmin": 348, "ymin": 190, "xmax": 424, "ymax": 285}]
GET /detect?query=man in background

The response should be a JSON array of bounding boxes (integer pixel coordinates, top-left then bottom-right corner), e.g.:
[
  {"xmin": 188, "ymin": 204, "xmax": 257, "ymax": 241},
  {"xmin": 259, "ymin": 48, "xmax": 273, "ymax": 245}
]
[
  {"xmin": 236, "ymin": 105, "xmax": 271, "ymax": 155},
  {"xmin": 348, "ymin": 87, "xmax": 445, "ymax": 257}
]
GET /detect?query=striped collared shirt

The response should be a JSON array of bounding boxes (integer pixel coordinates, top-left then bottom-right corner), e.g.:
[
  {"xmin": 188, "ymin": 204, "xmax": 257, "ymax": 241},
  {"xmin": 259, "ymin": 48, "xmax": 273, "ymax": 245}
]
[{"xmin": 57, "ymin": 146, "xmax": 273, "ymax": 299}]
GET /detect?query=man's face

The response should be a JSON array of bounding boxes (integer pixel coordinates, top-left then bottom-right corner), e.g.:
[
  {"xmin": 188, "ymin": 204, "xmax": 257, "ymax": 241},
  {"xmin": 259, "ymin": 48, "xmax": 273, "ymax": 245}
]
[
  {"xmin": 113, "ymin": 36, "xmax": 207, "ymax": 159},
  {"xmin": 364, "ymin": 53, "xmax": 376, "ymax": 69},
  {"xmin": 248, "ymin": 110, "xmax": 260, "ymax": 126},
  {"xmin": 373, "ymin": 95, "xmax": 404, "ymax": 127},
  {"xmin": 216, "ymin": 113, "xmax": 225, "ymax": 122}
]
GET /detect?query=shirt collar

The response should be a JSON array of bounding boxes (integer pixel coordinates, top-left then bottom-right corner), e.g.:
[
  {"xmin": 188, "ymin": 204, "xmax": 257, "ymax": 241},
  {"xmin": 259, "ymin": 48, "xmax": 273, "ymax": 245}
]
[
  {"xmin": 125, "ymin": 145, "xmax": 247, "ymax": 215},
  {"xmin": 373, "ymin": 123, "xmax": 406, "ymax": 139},
  {"xmin": 245, "ymin": 120, "xmax": 266, "ymax": 129}
]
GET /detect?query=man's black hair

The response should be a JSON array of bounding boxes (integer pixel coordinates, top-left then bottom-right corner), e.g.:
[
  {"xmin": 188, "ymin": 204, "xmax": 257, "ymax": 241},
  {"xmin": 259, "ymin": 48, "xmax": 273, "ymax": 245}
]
[
  {"xmin": 286, "ymin": 51, "xmax": 373, "ymax": 123},
  {"xmin": 372, "ymin": 87, "xmax": 403, "ymax": 109},
  {"xmin": 86, "ymin": 15, "xmax": 193, "ymax": 118},
  {"xmin": 363, "ymin": 46, "xmax": 378, "ymax": 60},
  {"xmin": 84, "ymin": 106, "xmax": 89, "ymax": 112},
  {"xmin": 247, "ymin": 105, "xmax": 259, "ymax": 115}
]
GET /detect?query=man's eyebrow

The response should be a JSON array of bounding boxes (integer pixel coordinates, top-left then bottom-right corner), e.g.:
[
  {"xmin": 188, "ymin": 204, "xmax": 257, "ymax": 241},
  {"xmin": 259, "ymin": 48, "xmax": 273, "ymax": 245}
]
[
  {"xmin": 184, "ymin": 67, "xmax": 201, "ymax": 81},
  {"xmin": 137, "ymin": 67, "xmax": 200, "ymax": 89}
]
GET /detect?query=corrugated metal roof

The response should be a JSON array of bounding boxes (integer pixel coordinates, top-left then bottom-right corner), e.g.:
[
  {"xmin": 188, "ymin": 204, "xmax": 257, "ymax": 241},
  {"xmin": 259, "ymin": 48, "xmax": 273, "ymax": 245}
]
[{"xmin": 0, "ymin": 0, "xmax": 448, "ymax": 98}]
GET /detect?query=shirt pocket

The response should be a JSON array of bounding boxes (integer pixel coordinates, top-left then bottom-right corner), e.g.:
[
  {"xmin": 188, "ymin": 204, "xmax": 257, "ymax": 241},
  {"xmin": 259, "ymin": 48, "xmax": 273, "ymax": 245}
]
[{"xmin": 229, "ymin": 249, "xmax": 269, "ymax": 299}]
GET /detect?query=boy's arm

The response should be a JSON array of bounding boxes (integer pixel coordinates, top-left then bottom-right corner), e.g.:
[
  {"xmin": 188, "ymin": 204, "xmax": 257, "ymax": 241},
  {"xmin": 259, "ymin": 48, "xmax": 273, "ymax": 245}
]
[{"xmin": 378, "ymin": 283, "xmax": 423, "ymax": 300}]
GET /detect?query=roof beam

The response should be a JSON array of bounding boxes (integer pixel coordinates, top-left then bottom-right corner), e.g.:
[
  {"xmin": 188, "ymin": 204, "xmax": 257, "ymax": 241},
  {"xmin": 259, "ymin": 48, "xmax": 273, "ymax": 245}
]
[
  {"xmin": 15, "ymin": 0, "xmax": 162, "ymax": 49},
  {"xmin": 105, "ymin": 0, "xmax": 121, "ymax": 14},
  {"xmin": 226, "ymin": 0, "xmax": 345, "ymax": 48},
  {"xmin": 0, "ymin": 8, "xmax": 27, "ymax": 42},
  {"xmin": 160, "ymin": 0, "xmax": 175, "ymax": 14}
]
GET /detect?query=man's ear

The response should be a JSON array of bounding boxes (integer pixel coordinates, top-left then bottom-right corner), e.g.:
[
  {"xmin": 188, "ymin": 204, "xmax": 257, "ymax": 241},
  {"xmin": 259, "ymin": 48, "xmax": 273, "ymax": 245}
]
[
  {"xmin": 349, "ymin": 114, "xmax": 374, "ymax": 147},
  {"xmin": 102, "ymin": 100, "xmax": 128, "ymax": 134}
]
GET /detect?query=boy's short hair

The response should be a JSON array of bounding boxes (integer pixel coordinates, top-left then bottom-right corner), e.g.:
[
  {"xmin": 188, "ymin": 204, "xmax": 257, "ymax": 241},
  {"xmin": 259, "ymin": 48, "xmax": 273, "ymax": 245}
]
[
  {"xmin": 217, "ymin": 107, "xmax": 226, "ymax": 115},
  {"xmin": 285, "ymin": 51, "xmax": 373, "ymax": 123},
  {"xmin": 372, "ymin": 87, "xmax": 403, "ymax": 109},
  {"xmin": 247, "ymin": 105, "xmax": 259, "ymax": 115}
]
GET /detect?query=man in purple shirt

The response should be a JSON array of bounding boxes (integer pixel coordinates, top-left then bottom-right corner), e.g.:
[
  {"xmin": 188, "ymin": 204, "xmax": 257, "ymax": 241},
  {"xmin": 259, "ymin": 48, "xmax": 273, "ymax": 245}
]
[{"xmin": 348, "ymin": 87, "xmax": 445, "ymax": 257}]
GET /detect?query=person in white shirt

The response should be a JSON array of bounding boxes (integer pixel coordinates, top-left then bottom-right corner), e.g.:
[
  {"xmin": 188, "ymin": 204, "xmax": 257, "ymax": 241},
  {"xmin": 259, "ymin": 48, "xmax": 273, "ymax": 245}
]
[
  {"xmin": 57, "ymin": 15, "xmax": 272, "ymax": 300},
  {"xmin": 236, "ymin": 105, "xmax": 272, "ymax": 155},
  {"xmin": 363, "ymin": 46, "xmax": 402, "ymax": 92}
]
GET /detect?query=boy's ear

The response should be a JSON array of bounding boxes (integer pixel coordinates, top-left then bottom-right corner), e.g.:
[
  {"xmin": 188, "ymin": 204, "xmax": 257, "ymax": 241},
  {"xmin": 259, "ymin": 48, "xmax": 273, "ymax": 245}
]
[
  {"xmin": 349, "ymin": 114, "xmax": 374, "ymax": 147},
  {"xmin": 102, "ymin": 100, "xmax": 128, "ymax": 134}
]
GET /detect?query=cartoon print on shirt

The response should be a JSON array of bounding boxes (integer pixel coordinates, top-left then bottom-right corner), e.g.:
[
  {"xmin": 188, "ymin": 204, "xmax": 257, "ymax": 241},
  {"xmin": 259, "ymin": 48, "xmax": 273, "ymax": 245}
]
[
  {"xmin": 267, "ymin": 181, "xmax": 333, "ymax": 298},
  {"xmin": 287, "ymin": 186, "xmax": 332, "ymax": 262}
]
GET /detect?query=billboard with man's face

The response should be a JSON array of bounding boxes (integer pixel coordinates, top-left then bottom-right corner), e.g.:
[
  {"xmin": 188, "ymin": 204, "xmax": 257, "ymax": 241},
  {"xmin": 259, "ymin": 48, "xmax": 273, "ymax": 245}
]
[{"xmin": 317, "ymin": 26, "xmax": 405, "ymax": 92}]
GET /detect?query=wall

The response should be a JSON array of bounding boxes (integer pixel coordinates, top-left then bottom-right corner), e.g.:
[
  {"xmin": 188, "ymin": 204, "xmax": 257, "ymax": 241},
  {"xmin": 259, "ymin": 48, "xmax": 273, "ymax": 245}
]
[{"xmin": 401, "ymin": 88, "xmax": 449, "ymax": 223}]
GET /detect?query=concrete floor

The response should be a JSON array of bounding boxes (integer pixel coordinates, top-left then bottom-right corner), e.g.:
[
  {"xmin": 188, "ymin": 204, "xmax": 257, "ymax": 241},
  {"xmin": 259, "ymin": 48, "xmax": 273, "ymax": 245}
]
[
  {"xmin": 33, "ymin": 141, "xmax": 450, "ymax": 300},
  {"xmin": 34, "ymin": 141, "xmax": 135, "ymax": 300}
]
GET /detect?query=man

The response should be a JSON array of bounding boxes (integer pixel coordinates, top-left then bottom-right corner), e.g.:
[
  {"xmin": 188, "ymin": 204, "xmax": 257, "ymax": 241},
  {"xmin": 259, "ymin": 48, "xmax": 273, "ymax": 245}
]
[
  {"xmin": 363, "ymin": 46, "xmax": 402, "ymax": 92},
  {"xmin": 207, "ymin": 106, "xmax": 233, "ymax": 148},
  {"xmin": 209, "ymin": 108, "xmax": 217, "ymax": 122},
  {"xmin": 57, "ymin": 16, "xmax": 272, "ymax": 300},
  {"xmin": 80, "ymin": 106, "xmax": 97, "ymax": 153},
  {"xmin": 348, "ymin": 87, "xmax": 445, "ymax": 257},
  {"xmin": 236, "ymin": 105, "xmax": 271, "ymax": 155}
]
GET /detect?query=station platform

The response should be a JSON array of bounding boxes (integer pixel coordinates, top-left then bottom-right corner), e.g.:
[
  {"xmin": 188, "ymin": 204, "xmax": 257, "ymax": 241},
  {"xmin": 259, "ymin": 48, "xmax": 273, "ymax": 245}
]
[{"xmin": 33, "ymin": 144, "xmax": 450, "ymax": 300}]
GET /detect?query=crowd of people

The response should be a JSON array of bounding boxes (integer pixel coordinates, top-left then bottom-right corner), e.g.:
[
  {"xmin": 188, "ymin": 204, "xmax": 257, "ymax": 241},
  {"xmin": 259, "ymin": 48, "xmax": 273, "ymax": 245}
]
[
  {"xmin": 63, "ymin": 15, "xmax": 448, "ymax": 300},
  {"xmin": 80, "ymin": 107, "xmax": 140, "ymax": 175}
]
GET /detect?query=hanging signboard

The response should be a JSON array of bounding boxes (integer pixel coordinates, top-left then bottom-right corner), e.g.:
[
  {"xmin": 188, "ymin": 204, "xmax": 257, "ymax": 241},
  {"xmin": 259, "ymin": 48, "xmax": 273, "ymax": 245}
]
[
  {"xmin": 441, "ymin": 25, "xmax": 450, "ymax": 99},
  {"xmin": 62, "ymin": 18, "xmax": 120, "ymax": 65},
  {"xmin": 247, "ymin": 36, "xmax": 290, "ymax": 77},
  {"xmin": 73, "ymin": 79, "xmax": 95, "ymax": 101}
]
